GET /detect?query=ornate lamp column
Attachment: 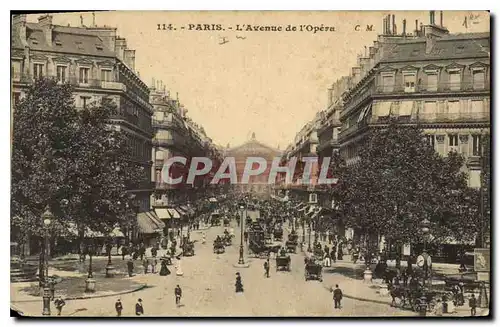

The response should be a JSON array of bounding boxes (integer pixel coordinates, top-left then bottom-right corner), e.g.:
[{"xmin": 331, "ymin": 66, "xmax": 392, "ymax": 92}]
[
  {"xmin": 41, "ymin": 207, "xmax": 53, "ymax": 316},
  {"xmin": 233, "ymin": 200, "xmax": 250, "ymax": 268}
]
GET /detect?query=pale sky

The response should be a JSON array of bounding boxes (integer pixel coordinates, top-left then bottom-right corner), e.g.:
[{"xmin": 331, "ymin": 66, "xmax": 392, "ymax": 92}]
[{"xmin": 28, "ymin": 11, "xmax": 489, "ymax": 149}]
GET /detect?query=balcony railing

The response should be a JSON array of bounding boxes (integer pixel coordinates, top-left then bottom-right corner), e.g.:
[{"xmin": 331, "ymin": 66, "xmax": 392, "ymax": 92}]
[
  {"xmin": 12, "ymin": 73, "xmax": 128, "ymax": 92},
  {"xmin": 375, "ymin": 82, "xmax": 490, "ymax": 95},
  {"xmin": 152, "ymin": 118, "xmax": 182, "ymax": 129},
  {"xmin": 414, "ymin": 112, "xmax": 490, "ymax": 123}
]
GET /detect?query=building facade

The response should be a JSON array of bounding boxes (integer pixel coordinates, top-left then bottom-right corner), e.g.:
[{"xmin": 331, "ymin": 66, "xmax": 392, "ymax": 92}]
[
  {"xmin": 150, "ymin": 81, "xmax": 223, "ymax": 208},
  {"xmin": 338, "ymin": 13, "xmax": 490, "ymax": 188},
  {"xmin": 11, "ymin": 14, "xmax": 156, "ymax": 247},
  {"xmin": 225, "ymin": 133, "xmax": 282, "ymax": 198}
]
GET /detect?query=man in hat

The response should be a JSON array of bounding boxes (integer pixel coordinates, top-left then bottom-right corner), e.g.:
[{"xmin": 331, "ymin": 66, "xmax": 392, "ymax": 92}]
[
  {"xmin": 54, "ymin": 296, "xmax": 65, "ymax": 316},
  {"xmin": 127, "ymin": 258, "xmax": 134, "ymax": 277},
  {"xmin": 135, "ymin": 298, "xmax": 144, "ymax": 316},
  {"xmin": 235, "ymin": 272, "xmax": 244, "ymax": 293},
  {"xmin": 175, "ymin": 284, "xmax": 182, "ymax": 306},
  {"xmin": 115, "ymin": 299, "xmax": 123, "ymax": 317}
]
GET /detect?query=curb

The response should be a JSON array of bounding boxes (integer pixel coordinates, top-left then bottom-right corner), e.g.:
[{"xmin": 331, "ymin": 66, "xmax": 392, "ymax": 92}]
[{"xmin": 11, "ymin": 283, "xmax": 149, "ymax": 304}]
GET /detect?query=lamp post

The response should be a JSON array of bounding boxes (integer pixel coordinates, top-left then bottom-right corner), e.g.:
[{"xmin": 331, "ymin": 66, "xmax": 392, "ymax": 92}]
[
  {"xmin": 307, "ymin": 219, "xmax": 312, "ymax": 253},
  {"xmin": 233, "ymin": 201, "xmax": 250, "ymax": 268},
  {"xmin": 85, "ymin": 239, "xmax": 96, "ymax": 292},
  {"xmin": 420, "ymin": 218, "xmax": 431, "ymax": 288},
  {"xmin": 41, "ymin": 207, "xmax": 53, "ymax": 316},
  {"xmin": 105, "ymin": 237, "xmax": 115, "ymax": 278}
]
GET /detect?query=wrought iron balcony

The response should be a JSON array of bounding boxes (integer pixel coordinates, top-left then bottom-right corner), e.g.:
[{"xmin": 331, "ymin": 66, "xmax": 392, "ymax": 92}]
[{"xmin": 374, "ymin": 82, "xmax": 490, "ymax": 95}]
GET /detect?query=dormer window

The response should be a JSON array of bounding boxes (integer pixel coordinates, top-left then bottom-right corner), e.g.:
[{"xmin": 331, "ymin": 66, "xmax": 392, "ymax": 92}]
[{"xmin": 402, "ymin": 72, "xmax": 417, "ymax": 93}]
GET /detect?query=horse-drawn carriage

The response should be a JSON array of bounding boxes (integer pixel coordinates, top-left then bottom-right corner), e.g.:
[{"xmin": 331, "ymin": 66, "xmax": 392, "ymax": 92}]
[
  {"xmin": 304, "ymin": 257, "xmax": 323, "ymax": 281},
  {"xmin": 276, "ymin": 252, "xmax": 291, "ymax": 271},
  {"xmin": 210, "ymin": 213, "xmax": 221, "ymax": 226},
  {"xmin": 213, "ymin": 239, "xmax": 225, "ymax": 254},
  {"xmin": 222, "ymin": 233, "xmax": 233, "ymax": 246},
  {"xmin": 389, "ymin": 284, "xmax": 451, "ymax": 312},
  {"xmin": 182, "ymin": 241, "xmax": 195, "ymax": 256},
  {"xmin": 273, "ymin": 227, "xmax": 283, "ymax": 241},
  {"xmin": 285, "ymin": 231, "xmax": 299, "ymax": 253}
]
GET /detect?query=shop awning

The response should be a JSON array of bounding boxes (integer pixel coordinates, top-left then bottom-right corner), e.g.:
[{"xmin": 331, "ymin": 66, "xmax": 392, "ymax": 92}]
[
  {"xmin": 294, "ymin": 202, "xmax": 306, "ymax": 209},
  {"xmin": 376, "ymin": 101, "xmax": 392, "ymax": 117},
  {"xmin": 306, "ymin": 206, "xmax": 316, "ymax": 215},
  {"xmin": 137, "ymin": 211, "xmax": 165, "ymax": 234},
  {"xmin": 179, "ymin": 205, "xmax": 195, "ymax": 216},
  {"xmin": 155, "ymin": 208, "xmax": 172, "ymax": 220},
  {"xmin": 399, "ymin": 100, "xmax": 414, "ymax": 116},
  {"xmin": 167, "ymin": 208, "xmax": 181, "ymax": 219},
  {"xmin": 357, "ymin": 103, "xmax": 372, "ymax": 123},
  {"xmin": 311, "ymin": 208, "xmax": 324, "ymax": 219},
  {"xmin": 176, "ymin": 206, "xmax": 186, "ymax": 216}
]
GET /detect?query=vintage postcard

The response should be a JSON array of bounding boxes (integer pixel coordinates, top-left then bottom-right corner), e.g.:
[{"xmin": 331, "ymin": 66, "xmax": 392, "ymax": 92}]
[{"xmin": 10, "ymin": 10, "xmax": 490, "ymax": 317}]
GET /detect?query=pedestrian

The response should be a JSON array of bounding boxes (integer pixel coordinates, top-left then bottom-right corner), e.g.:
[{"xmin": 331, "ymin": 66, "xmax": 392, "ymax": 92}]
[
  {"xmin": 202, "ymin": 232, "xmax": 206, "ymax": 244},
  {"xmin": 115, "ymin": 299, "xmax": 123, "ymax": 317},
  {"xmin": 127, "ymin": 258, "xmax": 134, "ymax": 277},
  {"xmin": 135, "ymin": 298, "xmax": 144, "ymax": 316},
  {"xmin": 143, "ymin": 258, "xmax": 149, "ymax": 274},
  {"xmin": 151, "ymin": 246, "xmax": 158, "ymax": 258},
  {"xmin": 54, "ymin": 296, "xmax": 65, "ymax": 316},
  {"xmin": 264, "ymin": 259, "xmax": 270, "ymax": 278},
  {"xmin": 151, "ymin": 259, "xmax": 157, "ymax": 274},
  {"xmin": 330, "ymin": 248, "xmax": 336, "ymax": 263},
  {"xmin": 333, "ymin": 284, "xmax": 343, "ymax": 309},
  {"xmin": 121, "ymin": 244, "xmax": 128, "ymax": 260},
  {"xmin": 337, "ymin": 245, "xmax": 343, "ymax": 261},
  {"xmin": 469, "ymin": 294, "xmax": 477, "ymax": 316},
  {"xmin": 175, "ymin": 284, "xmax": 182, "ymax": 306},
  {"xmin": 434, "ymin": 299, "xmax": 443, "ymax": 316},
  {"xmin": 139, "ymin": 243, "xmax": 146, "ymax": 261},
  {"xmin": 235, "ymin": 272, "xmax": 244, "ymax": 293},
  {"xmin": 159, "ymin": 257, "xmax": 171, "ymax": 276}
]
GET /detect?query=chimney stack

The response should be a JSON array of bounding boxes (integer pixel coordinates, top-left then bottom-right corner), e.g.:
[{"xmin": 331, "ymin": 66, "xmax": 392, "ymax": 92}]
[
  {"xmin": 383, "ymin": 17, "xmax": 387, "ymax": 34},
  {"xmin": 38, "ymin": 15, "xmax": 53, "ymax": 45},
  {"xmin": 440, "ymin": 11, "xmax": 443, "ymax": 26},
  {"xmin": 392, "ymin": 15, "xmax": 396, "ymax": 35},
  {"xmin": 430, "ymin": 11, "xmax": 435, "ymax": 25},
  {"xmin": 151, "ymin": 77, "xmax": 156, "ymax": 90},
  {"xmin": 387, "ymin": 15, "xmax": 391, "ymax": 34},
  {"xmin": 415, "ymin": 19, "xmax": 418, "ymax": 35},
  {"xmin": 12, "ymin": 14, "xmax": 28, "ymax": 46},
  {"xmin": 402, "ymin": 19, "xmax": 406, "ymax": 36}
]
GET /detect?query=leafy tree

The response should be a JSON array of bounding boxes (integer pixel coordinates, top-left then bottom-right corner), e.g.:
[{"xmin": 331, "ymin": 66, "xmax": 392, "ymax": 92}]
[
  {"xmin": 11, "ymin": 78, "xmax": 146, "ymax": 255},
  {"xmin": 340, "ymin": 120, "xmax": 476, "ymax": 261}
]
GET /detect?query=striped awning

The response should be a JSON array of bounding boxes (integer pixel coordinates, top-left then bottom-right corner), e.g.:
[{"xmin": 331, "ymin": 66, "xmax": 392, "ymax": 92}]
[
  {"xmin": 155, "ymin": 208, "xmax": 172, "ymax": 220},
  {"xmin": 176, "ymin": 206, "xmax": 186, "ymax": 216},
  {"xmin": 137, "ymin": 211, "xmax": 165, "ymax": 234},
  {"xmin": 167, "ymin": 208, "xmax": 181, "ymax": 219}
]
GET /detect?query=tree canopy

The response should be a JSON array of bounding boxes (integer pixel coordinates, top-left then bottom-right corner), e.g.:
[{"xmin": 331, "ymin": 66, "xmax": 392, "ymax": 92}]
[{"xmin": 11, "ymin": 78, "xmax": 145, "ymax": 243}]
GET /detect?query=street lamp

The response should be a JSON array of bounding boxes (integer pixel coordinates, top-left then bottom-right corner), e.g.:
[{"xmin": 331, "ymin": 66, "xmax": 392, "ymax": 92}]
[
  {"xmin": 237, "ymin": 202, "xmax": 246, "ymax": 265},
  {"xmin": 41, "ymin": 207, "xmax": 53, "ymax": 316},
  {"xmin": 307, "ymin": 218, "xmax": 312, "ymax": 253},
  {"xmin": 85, "ymin": 239, "xmax": 96, "ymax": 293},
  {"xmin": 419, "ymin": 218, "xmax": 431, "ymax": 288},
  {"xmin": 105, "ymin": 237, "xmax": 115, "ymax": 278}
]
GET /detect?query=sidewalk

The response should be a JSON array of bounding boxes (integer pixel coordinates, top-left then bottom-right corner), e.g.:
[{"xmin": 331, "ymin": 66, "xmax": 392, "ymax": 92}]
[{"xmin": 11, "ymin": 257, "xmax": 147, "ymax": 303}]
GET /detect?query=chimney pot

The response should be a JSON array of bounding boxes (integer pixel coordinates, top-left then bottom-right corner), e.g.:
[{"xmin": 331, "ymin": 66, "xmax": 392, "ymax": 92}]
[
  {"xmin": 402, "ymin": 19, "xmax": 406, "ymax": 36},
  {"xmin": 392, "ymin": 15, "xmax": 396, "ymax": 34},
  {"xmin": 440, "ymin": 11, "xmax": 443, "ymax": 26}
]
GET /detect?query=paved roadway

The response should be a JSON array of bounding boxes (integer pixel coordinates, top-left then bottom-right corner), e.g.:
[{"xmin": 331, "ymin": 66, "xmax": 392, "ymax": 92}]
[{"xmin": 13, "ymin": 221, "xmax": 414, "ymax": 317}]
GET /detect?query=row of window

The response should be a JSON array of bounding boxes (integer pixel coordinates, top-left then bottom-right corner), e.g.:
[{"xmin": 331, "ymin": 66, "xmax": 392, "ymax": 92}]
[
  {"xmin": 426, "ymin": 134, "xmax": 483, "ymax": 156},
  {"xmin": 40, "ymin": 63, "xmax": 113, "ymax": 84},
  {"xmin": 380, "ymin": 69, "xmax": 487, "ymax": 93},
  {"xmin": 126, "ymin": 136, "xmax": 151, "ymax": 162}
]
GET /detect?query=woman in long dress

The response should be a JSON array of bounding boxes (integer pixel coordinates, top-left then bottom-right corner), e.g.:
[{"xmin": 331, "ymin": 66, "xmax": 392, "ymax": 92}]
[{"xmin": 159, "ymin": 258, "xmax": 171, "ymax": 276}]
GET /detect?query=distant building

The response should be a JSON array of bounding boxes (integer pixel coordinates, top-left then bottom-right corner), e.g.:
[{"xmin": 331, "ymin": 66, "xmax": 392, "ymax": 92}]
[
  {"xmin": 225, "ymin": 133, "xmax": 282, "ymax": 197},
  {"xmin": 11, "ymin": 14, "xmax": 157, "ymax": 248}
]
